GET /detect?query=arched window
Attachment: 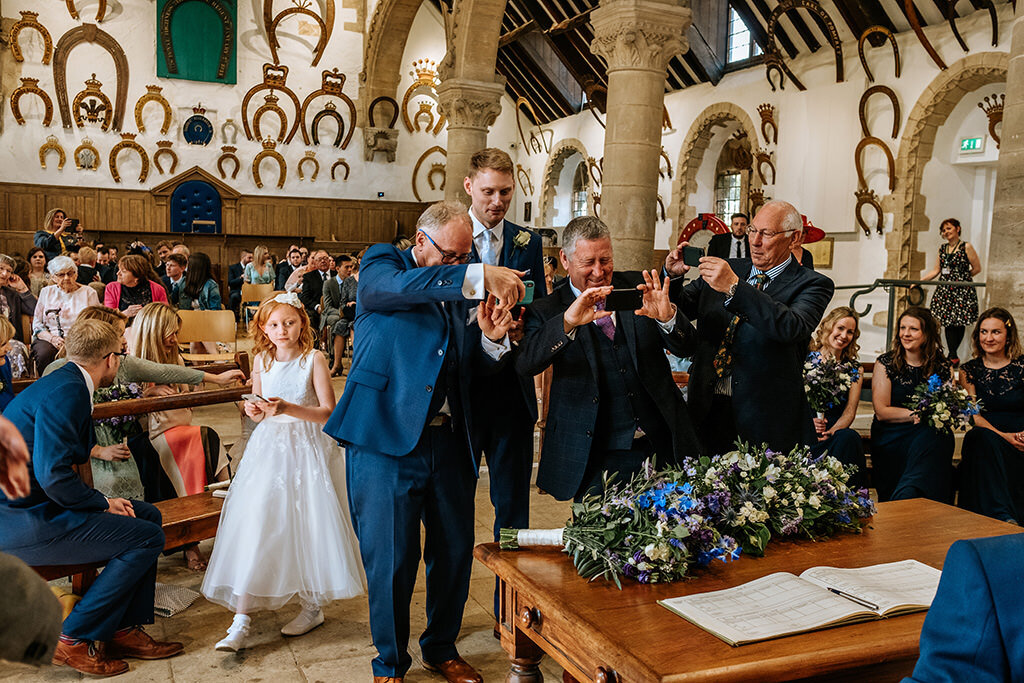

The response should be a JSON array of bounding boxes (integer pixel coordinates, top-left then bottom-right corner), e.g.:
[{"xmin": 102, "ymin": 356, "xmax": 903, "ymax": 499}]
[
  {"xmin": 571, "ymin": 162, "xmax": 589, "ymax": 218},
  {"xmin": 715, "ymin": 171, "xmax": 741, "ymax": 220}
]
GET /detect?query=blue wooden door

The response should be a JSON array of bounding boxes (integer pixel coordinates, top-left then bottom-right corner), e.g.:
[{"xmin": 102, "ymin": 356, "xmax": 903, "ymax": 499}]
[{"xmin": 171, "ymin": 180, "xmax": 221, "ymax": 233}]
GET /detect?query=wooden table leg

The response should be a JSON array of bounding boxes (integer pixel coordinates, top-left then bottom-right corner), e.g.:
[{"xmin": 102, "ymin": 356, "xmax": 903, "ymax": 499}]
[{"xmin": 501, "ymin": 579, "xmax": 545, "ymax": 682}]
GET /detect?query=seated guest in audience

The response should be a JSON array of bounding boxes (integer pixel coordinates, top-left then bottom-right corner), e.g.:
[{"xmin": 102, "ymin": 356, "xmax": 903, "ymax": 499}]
[
  {"xmin": 543, "ymin": 255, "xmax": 562, "ymax": 291},
  {"xmin": 957, "ymin": 307, "xmax": 1024, "ymax": 523},
  {"xmin": 177, "ymin": 252, "xmax": 222, "ymax": 311},
  {"xmin": 26, "ymin": 247, "xmax": 49, "ymax": 296},
  {"xmin": 904, "ymin": 534, "xmax": 1024, "ymax": 682},
  {"xmin": 276, "ymin": 248, "xmax": 303, "ymax": 291},
  {"xmin": 75, "ymin": 246, "xmax": 100, "ymax": 285},
  {"xmin": 95, "ymin": 247, "xmax": 117, "ymax": 284},
  {"xmin": 228, "ymin": 249, "xmax": 252, "ymax": 316},
  {"xmin": 300, "ymin": 250, "xmax": 332, "ymax": 329},
  {"xmin": 170, "ymin": 244, "xmax": 188, "ymax": 259},
  {"xmin": 665, "ymin": 200, "xmax": 834, "ymax": 456},
  {"xmin": 0, "ymin": 318, "xmax": 184, "ymax": 676},
  {"xmin": 162, "ymin": 253, "xmax": 187, "ymax": 305},
  {"xmin": 104, "ymin": 255, "xmax": 169, "ymax": 322},
  {"xmin": 805, "ymin": 307, "xmax": 867, "ymax": 488},
  {"xmin": 706, "ymin": 213, "xmax": 750, "ymax": 259},
  {"xmin": 0, "ymin": 254, "xmax": 37, "ymax": 347},
  {"xmin": 32, "ymin": 256, "xmax": 99, "ymax": 374},
  {"xmin": 278, "ymin": 244, "xmax": 298, "ymax": 266},
  {"xmin": 243, "ymin": 246, "xmax": 273, "ymax": 286},
  {"xmin": 298, "ymin": 246, "xmax": 309, "ymax": 265},
  {"xmin": 154, "ymin": 241, "xmax": 173, "ymax": 279},
  {"xmin": 34, "ymin": 208, "xmax": 72, "ymax": 262},
  {"xmin": 0, "ymin": 318, "xmax": 16, "ymax": 412},
  {"xmin": 518, "ymin": 216, "xmax": 700, "ymax": 501},
  {"xmin": 321, "ymin": 255, "xmax": 356, "ymax": 376},
  {"xmin": 871, "ymin": 306, "xmax": 954, "ymax": 502},
  {"xmin": 130, "ymin": 303, "xmax": 229, "ymax": 570}
]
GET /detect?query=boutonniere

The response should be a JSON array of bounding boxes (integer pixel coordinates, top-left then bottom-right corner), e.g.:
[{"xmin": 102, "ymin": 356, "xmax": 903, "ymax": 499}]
[{"xmin": 512, "ymin": 230, "xmax": 531, "ymax": 252}]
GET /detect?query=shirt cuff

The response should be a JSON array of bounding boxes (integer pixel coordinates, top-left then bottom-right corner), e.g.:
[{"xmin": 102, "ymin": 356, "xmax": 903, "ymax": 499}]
[
  {"xmin": 481, "ymin": 332, "xmax": 511, "ymax": 359},
  {"xmin": 657, "ymin": 311, "xmax": 677, "ymax": 333},
  {"xmin": 462, "ymin": 263, "xmax": 485, "ymax": 300}
]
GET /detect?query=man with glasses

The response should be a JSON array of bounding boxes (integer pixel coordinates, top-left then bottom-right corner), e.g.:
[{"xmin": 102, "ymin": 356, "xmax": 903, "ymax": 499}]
[
  {"xmin": 299, "ymin": 250, "xmax": 333, "ymax": 329},
  {"xmin": 0, "ymin": 319, "xmax": 183, "ymax": 676},
  {"xmin": 666, "ymin": 200, "xmax": 834, "ymax": 456},
  {"xmin": 325, "ymin": 201, "xmax": 523, "ymax": 683}
]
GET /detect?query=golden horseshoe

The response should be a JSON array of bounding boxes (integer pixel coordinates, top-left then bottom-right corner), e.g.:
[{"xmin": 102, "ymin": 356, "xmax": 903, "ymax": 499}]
[
  {"xmin": 330, "ymin": 159, "xmax": 350, "ymax": 181},
  {"xmin": 298, "ymin": 152, "xmax": 320, "ymax": 181},
  {"xmin": 858, "ymin": 26, "xmax": 901, "ymax": 83},
  {"xmin": 253, "ymin": 92, "xmax": 289, "ymax": 142},
  {"xmin": 135, "ymin": 85, "xmax": 173, "ymax": 135},
  {"xmin": 217, "ymin": 146, "xmax": 240, "ymax": 180},
  {"xmin": 11, "ymin": 78, "xmax": 54, "ymax": 126},
  {"xmin": 265, "ymin": 1, "xmax": 334, "ymax": 68},
  {"xmin": 241, "ymin": 64, "xmax": 301, "ymax": 142},
  {"xmin": 109, "ymin": 134, "xmax": 149, "ymax": 183},
  {"xmin": 10, "ymin": 11, "xmax": 53, "ymax": 64},
  {"xmin": 73, "ymin": 74, "xmax": 113, "ymax": 131},
  {"xmin": 859, "ymin": 85, "xmax": 901, "ymax": 140},
  {"xmin": 39, "ymin": 135, "xmax": 66, "ymax": 170},
  {"xmin": 854, "ymin": 136, "xmax": 896, "ymax": 192},
  {"xmin": 412, "ymin": 146, "xmax": 446, "ymax": 201},
  {"xmin": 855, "ymin": 188, "xmax": 884, "ymax": 236},
  {"xmin": 253, "ymin": 139, "xmax": 286, "ymax": 189},
  {"xmin": 153, "ymin": 141, "xmax": 178, "ymax": 175}
]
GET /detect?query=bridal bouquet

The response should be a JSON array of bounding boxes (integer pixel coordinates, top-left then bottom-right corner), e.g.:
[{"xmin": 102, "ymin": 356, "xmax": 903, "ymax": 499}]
[
  {"xmin": 501, "ymin": 462, "xmax": 740, "ymax": 588},
  {"xmin": 683, "ymin": 443, "xmax": 875, "ymax": 557},
  {"xmin": 93, "ymin": 382, "xmax": 144, "ymax": 442},
  {"xmin": 905, "ymin": 373, "xmax": 981, "ymax": 433},
  {"xmin": 804, "ymin": 352, "xmax": 860, "ymax": 416}
]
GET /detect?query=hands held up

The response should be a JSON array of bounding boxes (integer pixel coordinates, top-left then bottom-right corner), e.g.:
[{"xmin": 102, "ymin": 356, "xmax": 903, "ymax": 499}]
[{"xmin": 665, "ymin": 242, "xmax": 740, "ymax": 294}]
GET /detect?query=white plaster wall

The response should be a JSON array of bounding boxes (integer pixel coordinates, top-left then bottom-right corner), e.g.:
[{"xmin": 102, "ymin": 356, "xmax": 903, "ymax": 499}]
[{"xmin": 0, "ymin": 0, "xmax": 517, "ymax": 204}]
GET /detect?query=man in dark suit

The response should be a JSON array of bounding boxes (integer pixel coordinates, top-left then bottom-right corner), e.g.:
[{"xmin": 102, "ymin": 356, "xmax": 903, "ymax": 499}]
[
  {"xmin": 95, "ymin": 247, "xmax": 117, "ymax": 284},
  {"xmin": 276, "ymin": 247, "xmax": 303, "ymax": 291},
  {"xmin": 227, "ymin": 249, "xmax": 251, "ymax": 318},
  {"xmin": 324, "ymin": 201, "xmax": 523, "ymax": 683},
  {"xmin": 0, "ymin": 319, "xmax": 183, "ymax": 677},
  {"xmin": 667, "ymin": 200, "xmax": 834, "ymax": 456},
  {"xmin": 904, "ymin": 533, "xmax": 1024, "ymax": 682},
  {"xmin": 517, "ymin": 216, "xmax": 701, "ymax": 501},
  {"xmin": 299, "ymin": 250, "xmax": 332, "ymax": 329},
  {"xmin": 463, "ymin": 148, "xmax": 548, "ymax": 581},
  {"xmin": 706, "ymin": 213, "xmax": 750, "ymax": 260}
]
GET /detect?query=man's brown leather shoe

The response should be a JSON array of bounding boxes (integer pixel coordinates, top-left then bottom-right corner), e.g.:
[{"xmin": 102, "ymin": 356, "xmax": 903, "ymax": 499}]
[
  {"xmin": 107, "ymin": 627, "xmax": 184, "ymax": 660},
  {"xmin": 423, "ymin": 656, "xmax": 483, "ymax": 683},
  {"xmin": 372, "ymin": 677, "xmax": 404, "ymax": 683},
  {"xmin": 52, "ymin": 640, "xmax": 129, "ymax": 677}
]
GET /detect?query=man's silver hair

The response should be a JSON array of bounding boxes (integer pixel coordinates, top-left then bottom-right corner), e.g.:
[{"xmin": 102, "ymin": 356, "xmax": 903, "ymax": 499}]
[
  {"xmin": 562, "ymin": 216, "xmax": 610, "ymax": 259},
  {"xmin": 761, "ymin": 199, "xmax": 802, "ymax": 234},
  {"xmin": 417, "ymin": 200, "xmax": 470, "ymax": 234},
  {"xmin": 47, "ymin": 255, "xmax": 77, "ymax": 275}
]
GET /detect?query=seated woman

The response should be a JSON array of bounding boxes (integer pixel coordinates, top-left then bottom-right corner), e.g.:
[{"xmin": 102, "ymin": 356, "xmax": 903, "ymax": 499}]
[
  {"xmin": 0, "ymin": 254, "xmax": 36, "ymax": 379},
  {"xmin": 129, "ymin": 302, "xmax": 231, "ymax": 570},
  {"xmin": 32, "ymin": 256, "xmax": 99, "ymax": 374},
  {"xmin": 805, "ymin": 306, "xmax": 867, "ymax": 489},
  {"xmin": 104, "ymin": 254, "xmax": 169, "ymax": 322},
  {"xmin": 34, "ymin": 208, "xmax": 71, "ymax": 262},
  {"xmin": 176, "ymin": 252, "xmax": 222, "ymax": 311},
  {"xmin": 26, "ymin": 247, "xmax": 49, "ymax": 296},
  {"xmin": 243, "ymin": 245, "xmax": 275, "ymax": 286},
  {"xmin": 957, "ymin": 307, "xmax": 1024, "ymax": 523},
  {"xmin": 871, "ymin": 306, "xmax": 954, "ymax": 503},
  {"xmin": 45, "ymin": 305, "xmax": 245, "ymax": 503}
]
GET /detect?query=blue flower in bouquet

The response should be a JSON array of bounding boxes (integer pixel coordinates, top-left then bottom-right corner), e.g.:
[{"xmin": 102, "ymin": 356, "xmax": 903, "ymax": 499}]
[{"xmin": 905, "ymin": 374, "xmax": 982, "ymax": 433}]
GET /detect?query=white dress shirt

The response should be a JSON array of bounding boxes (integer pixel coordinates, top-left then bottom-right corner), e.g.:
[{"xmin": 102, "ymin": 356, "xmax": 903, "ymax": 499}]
[{"xmin": 470, "ymin": 208, "xmax": 505, "ymax": 266}]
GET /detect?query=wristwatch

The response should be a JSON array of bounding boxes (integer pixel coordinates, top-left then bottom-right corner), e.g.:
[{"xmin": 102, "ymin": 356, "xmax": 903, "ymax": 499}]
[{"xmin": 727, "ymin": 281, "xmax": 739, "ymax": 298}]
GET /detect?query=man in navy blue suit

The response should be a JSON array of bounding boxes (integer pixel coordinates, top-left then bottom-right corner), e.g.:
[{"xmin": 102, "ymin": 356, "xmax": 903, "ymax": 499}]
[
  {"xmin": 0, "ymin": 319, "xmax": 183, "ymax": 677},
  {"xmin": 463, "ymin": 148, "xmax": 547, "ymax": 610},
  {"xmin": 324, "ymin": 201, "xmax": 524, "ymax": 683},
  {"xmin": 905, "ymin": 533, "xmax": 1024, "ymax": 682},
  {"xmin": 227, "ymin": 249, "xmax": 251, "ymax": 318}
]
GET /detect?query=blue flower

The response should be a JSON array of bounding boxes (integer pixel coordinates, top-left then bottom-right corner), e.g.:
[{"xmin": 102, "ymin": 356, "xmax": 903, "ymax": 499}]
[{"xmin": 927, "ymin": 374, "xmax": 943, "ymax": 391}]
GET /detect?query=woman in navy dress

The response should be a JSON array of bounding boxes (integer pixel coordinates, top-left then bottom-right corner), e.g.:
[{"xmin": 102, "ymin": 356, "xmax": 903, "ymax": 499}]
[
  {"xmin": 806, "ymin": 306, "xmax": 866, "ymax": 489},
  {"xmin": 958, "ymin": 307, "xmax": 1024, "ymax": 522},
  {"xmin": 871, "ymin": 307, "xmax": 954, "ymax": 502}
]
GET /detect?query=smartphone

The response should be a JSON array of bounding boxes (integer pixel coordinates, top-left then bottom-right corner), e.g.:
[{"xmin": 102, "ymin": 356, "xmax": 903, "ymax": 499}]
[
  {"xmin": 68, "ymin": 218, "xmax": 80, "ymax": 229},
  {"xmin": 682, "ymin": 245, "xmax": 705, "ymax": 268},
  {"xmin": 242, "ymin": 393, "xmax": 268, "ymax": 403},
  {"xmin": 518, "ymin": 280, "xmax": 535, "ymax": 306},
  {"xmin": 603, "ymin": 288, "xmax": 643, "ymax": 311}
]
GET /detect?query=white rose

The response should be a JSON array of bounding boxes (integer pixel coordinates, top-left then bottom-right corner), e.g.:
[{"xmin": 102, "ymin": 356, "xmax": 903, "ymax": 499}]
[
  {"xmin": 808, "ymin": 494, "xmax": 821, "ymax": 509},
  {"xmin": 763, "ymin": 485, "xmax": 777, "ymax": 500}
]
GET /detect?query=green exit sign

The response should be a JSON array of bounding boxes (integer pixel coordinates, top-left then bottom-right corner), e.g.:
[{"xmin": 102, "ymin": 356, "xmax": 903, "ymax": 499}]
[{"xmin": 960, "ymin": 137, "xmax": 985, "ymax": 153}]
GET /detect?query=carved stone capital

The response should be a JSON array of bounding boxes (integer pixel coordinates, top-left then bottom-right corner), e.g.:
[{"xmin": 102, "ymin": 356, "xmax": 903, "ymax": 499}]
[
  {"xmin": 436, "ymin": 78, "xmax": 505, "ymax": 131},
  {"xmin": 590, "ymin": 0, "xmax": 691, "ymax": 72}
]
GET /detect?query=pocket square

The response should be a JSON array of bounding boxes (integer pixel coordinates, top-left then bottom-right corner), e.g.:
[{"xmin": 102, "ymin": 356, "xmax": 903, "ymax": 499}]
[{"xmin": 467, "ymin": 306, "xmax": 479, "ymax": 326}]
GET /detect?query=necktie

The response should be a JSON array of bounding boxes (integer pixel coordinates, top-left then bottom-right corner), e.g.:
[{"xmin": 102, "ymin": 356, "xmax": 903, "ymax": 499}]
[
  {"xmin": 713, "ymin": 273, "xmax": 769, "ymax": 378},
  {"xmin": 594, "ymin": 300, "xmax": 616, "ymax": 341},
  {"xmin": 480, "ymin": 230, "xmax": 497, "ymax": 265}
]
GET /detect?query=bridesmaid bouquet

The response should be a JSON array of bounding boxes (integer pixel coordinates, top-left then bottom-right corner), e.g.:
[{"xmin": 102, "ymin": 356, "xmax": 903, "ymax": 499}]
[
  {"xmin": 93, "ymin": 382, "xmax": 144, "ymax": 442},
  {"xmin": 804, "ymin": 352, "xmax": 860, "ymax": 416},
  {"xmin": 905, "ymin": 374, "xmax": 981, "ymax": 433}
]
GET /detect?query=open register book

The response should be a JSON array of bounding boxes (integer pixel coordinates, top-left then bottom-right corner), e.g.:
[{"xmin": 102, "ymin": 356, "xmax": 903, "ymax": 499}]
[{"xmin": 658, "ymin": 559, "xmax": 942, "ymax": 646}]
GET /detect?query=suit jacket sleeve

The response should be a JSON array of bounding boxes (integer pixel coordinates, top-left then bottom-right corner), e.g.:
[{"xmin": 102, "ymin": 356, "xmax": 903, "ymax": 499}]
[
  {"xmin": 205, "ymin": 280, "xmax": 221, "ymax": 309},
  {"xmin": 671, "ymin": 276, "xmax": 706, "ymax": 320},
  {"xmin": 527, "ymin": 235, "xmax": 549, "ymax": 298},
  {"xmin": 275, "ymin": 263, "xmax": 289, "ymax": 291},
  {"xmin": 228, "ymin": 264, "xmax": 244, "ymax": 290},
  {"xmin": 34, "ymin": 391, "xmax": 107, "ymax": 512},
  {"xmin": 515, "ymin": 300, "xmax": 570, "ymax": 377},
  {"xmin": 18, "ymin": 289, "xmax": 37, "ymax": 315},
  {"xmin": 358, "ymin": 245, "xmax": 469, "ymax": 312},
  {"xmin": 299, "ymin": 272, "xmax": 320, "ymax": 311},
  {"xmin": 323, "ymin": 280, "xmax": 341, "ymax": 318},
  {"xmin": 726, "ymin": 273, "xmax": 833, "ymax": 344},
  {"xmin": 658, "ymin": 307, "xmax": 697, "ymax": 358}
]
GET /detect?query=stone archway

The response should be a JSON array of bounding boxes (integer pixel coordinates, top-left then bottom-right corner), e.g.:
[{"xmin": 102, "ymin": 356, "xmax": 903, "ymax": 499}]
[
  {"xmin": 885, "ymin": 52, "xmax": 1009, "ymax": 280},
  {"xmin": 671, "ymin": 102, "xmax": 762, "ymax": 233},
  {"xmin": 359, "ymin": 0, "xmax": 424, "ymax": 119},
  {"xmin": 537, "ymin": 138, "xmax": 590, "ymax": 228}
]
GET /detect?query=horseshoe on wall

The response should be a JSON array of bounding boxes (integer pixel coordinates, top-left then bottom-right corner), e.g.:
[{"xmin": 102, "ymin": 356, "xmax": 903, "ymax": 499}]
[
  {"xmin": 656, "ymin": 196, "xmax": 667, "ymax": 222},
  {"xmin": 855, "ymin": 188, "xmax": 884, "ymax": 236},
  {"xmin": 160, "ymin": 0, "xmax": 233, "ymax": 80},
  {"xmin": 757, "ymin": 103, "xmax": 778, "ymax": 145},
  {"xmin": 401, "ymin": 60, "xmax": 444, "ymax": 135},
  {"xmin": 64, "ymin": 0, "xmax": 107, "ymax": 22},
  {"xmin": 330, "ymin": 158, "xmax": 350, "ymax": 181},
  {"xmin": 587, "ymin": 156, "xmax": 603, "ymax": 187},
  {"xmin": 134, "ymin": 85, "xmax": 172, "ymax": 135},
  {"xmin": 906, "ymin": 0, "xmax": 947, "ymax": 70},
  {"xmin": 253, "ymin": 92, "xmax": 289, "ymax": 142},
  {"xmin": 217, "ymin": 146, "xmax": 240, "ymax": 180},
  {"xmin": 312, "ymin": 103, "xmax": 345, "ymax": 147},
  {"xmin": 764, "ymin": 56, "xmax": 801, "ymax": 92},
  {"xmin": 858, "ymin": 26, "xmax": 901, "ymax": 83},
  {"xmin": 53, "ymin": 24, "xmax": 129, "ymax": 131},
  {"xmin": 412, "ymin": 103, "xmax": 435, "ymax": 133},
  {"xmin": 592, "ymin": 193, "xmax": 601, "ymax": 217},
  {"xmin": 756, "ymin": 149, "xmax": 776, "ymax": 185},
  {"xmin": 983, "ymin": 0, "xmax": 999, "ymax": 47},
  {"xmin": 253, "ymin": 138, "xmax": 286, "ymax": 189},
  {"xmin": 10, "ymin": 11, "xmax": 53, "ymax": 64},
  {"xmin": 412, "ymin": 146, "xmax": 447, "ymax": 202},
  {"xmin": 11, "ymin": 78, "xmax": 54, "ymax": 126},
  {"xmin": 152, "ymin": 141, "xmax": 179, "ymax": 175},
  {"xmin": 749, "ymin": 188, "xmax": 766, "ymax": 214},
  {"xmin": 426, "ymin": 163, "xmax": 446, "ymax": 191},
  {"xmin": 221, "ymin": 119, "xmax": 240, "ymax": 144},
  {"xmin": 241, "ymin": 64, "xmax": 301, "ymax": 142},
  {"xmin": 855, "ymin": 136, "xmax": 896, "ymax": 192},
  {"xmin": 946, "ymin": 1, "xmax": 969, "ymax": 53},
  {"xmin": 766, "ymin": 0, "xmax": 843, "ymax": 90},
  {"xmin": 659, "ymin": 148, "xmax": 672, "ymax": 180},
  {"xmin": 584, "ymin": 83, "xmax": 608, "ymax": 129},
  {"xmin": 109, "ymin": 133, "xmax": 149, "ymax": 183},
  {"xmin": 298, "ymin": 69, "xmax": 356, "ymax": 147},
  {"xmin": 39, "ymin": 136, "xmax": 66, "ymax": 170},
  {"xmin": 368, "ymin": 96, "xmax": 399, "ymax": 128},
  {"xmin": 516, "ymin": 164, "xmax": 534, "ymax": 195},
  {"xmin": 859, "ymin": 85, "xmax": 901, "ymax": 140},
  {"xmin": 298, "ymin": 152, "xmax": 320, "ymax": 181},
  {"xmin": 515, "ymin": 97, "xmax": 553, "ymax": 155},
  {"xmin": 265, "ymin": 0, "xmax": 334, "ymax": 68},
  {"xmin": 73, "ymin": 74, "xmax": 113, "ymax": 131}
]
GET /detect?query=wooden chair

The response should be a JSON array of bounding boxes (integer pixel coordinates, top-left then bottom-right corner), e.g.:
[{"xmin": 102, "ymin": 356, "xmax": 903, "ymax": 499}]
[
  {"xmin": 20, "ymin": 313, "xmax": 32, "ymax": 346},
  {"xmin": 177, "ymin": 309, "xmax": 237, "ymax": 364},
  {"xmin": 240, "ymin": 283, "xmax": 275, "ymax": 327}
]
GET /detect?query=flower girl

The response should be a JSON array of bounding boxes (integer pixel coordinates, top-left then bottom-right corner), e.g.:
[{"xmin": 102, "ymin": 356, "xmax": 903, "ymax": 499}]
[{"xmin": 202, "ymin": 293, "xmax": 364, "ymax": 651}]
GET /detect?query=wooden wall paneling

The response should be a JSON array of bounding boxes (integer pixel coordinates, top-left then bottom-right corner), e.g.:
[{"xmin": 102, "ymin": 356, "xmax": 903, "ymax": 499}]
[{"xmin": 336, "ymin": 207, "xmax": 364, "ymax": 242}]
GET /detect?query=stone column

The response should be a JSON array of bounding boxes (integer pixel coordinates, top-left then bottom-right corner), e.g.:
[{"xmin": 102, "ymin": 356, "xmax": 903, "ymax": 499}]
[
  {"xmin": 988, "ymin": 8, "xmax": 1024, "ymax": 321},
  {"xmin": 590, "ymin": 0, "xmax": 691, "ymax": 269},
  {"xmin": 436, "ymin": 78, "xmax": 505, "ymax": 205}
]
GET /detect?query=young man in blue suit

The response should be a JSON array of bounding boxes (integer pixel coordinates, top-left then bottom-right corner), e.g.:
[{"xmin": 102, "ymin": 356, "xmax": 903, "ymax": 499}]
[
  {"xmin": 463, "ymin": 148, "xmax": 548, "ymax": 614},
  {"xmin": 324, "ymin": 201, "xmax": 524, "ymax": 683},
  {"xmin": 0, "ymin": 319, "xmax": 183, "ymax": 677}
]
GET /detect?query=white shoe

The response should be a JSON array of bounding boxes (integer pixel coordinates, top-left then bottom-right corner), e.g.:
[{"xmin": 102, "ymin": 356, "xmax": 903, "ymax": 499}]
[
  {"xmin": 215, "ymin": 617, "xmax": 250, "ymax": 652},
  {"xmin": 280, "ymin": 606, "xmax": 324, "ymax": 636}
]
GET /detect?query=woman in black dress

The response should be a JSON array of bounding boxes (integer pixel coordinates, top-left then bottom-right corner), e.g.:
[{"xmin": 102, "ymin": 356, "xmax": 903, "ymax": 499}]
[
  {"xmin": 871, "ymin": 306, "xmax": 954, "ymax": 502},
  {"xmin": 921, "ymin": 218, "xmax": 981, "ymax": 364},
  {"xmin": 958, "ymin": 308, "xmax": 1024, "ymax": 523}
]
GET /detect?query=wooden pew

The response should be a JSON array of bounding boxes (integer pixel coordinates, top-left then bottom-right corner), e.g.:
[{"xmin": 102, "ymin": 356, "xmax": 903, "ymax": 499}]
[{"xmin": 12, "ymin": 355, "xmax": 251, "ymax": 395}]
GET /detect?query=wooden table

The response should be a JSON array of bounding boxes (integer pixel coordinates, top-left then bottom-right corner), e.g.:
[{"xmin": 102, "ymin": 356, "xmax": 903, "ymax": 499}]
[{"xmin": 474, "ymin": 499, "xmax": 1021, "ymax": 683}]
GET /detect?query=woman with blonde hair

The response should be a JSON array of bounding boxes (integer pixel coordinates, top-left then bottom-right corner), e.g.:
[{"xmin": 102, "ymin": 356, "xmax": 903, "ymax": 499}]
[
  {"xmin": 104, "ymin": 254, "xmax": 169, "ymax": 320},
  {"xmin": 243, "ymin": 245, "xmax": 274, "ymax": 285},
  {"xmin": 34, "ymin": 208, "xmax": 72, "ymax": 261}
]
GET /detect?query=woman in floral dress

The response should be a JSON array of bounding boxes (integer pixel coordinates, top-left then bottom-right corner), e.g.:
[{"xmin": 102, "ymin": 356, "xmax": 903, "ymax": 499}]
[{"xmin": 922, "ymin": 218, "xmax": 981, "ymax": 364}]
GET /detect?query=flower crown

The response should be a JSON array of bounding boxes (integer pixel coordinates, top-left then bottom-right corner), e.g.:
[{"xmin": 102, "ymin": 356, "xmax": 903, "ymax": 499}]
[{"xmin": 272, "ymin": 291, "xmax": 302, "ymax": 308}]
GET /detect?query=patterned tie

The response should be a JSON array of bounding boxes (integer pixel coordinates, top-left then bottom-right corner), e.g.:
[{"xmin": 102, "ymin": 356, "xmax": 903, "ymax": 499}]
[
  {"xmin": 480, "ymin": 230, "xmax": 498, "ymax": 265},
  {"xmin": 594, "ymin": 300, "xmax": 616, "ymax": 341},
  {"xmin": 713, "ymin": 273, "xmax": 769, "ymax": 378}
]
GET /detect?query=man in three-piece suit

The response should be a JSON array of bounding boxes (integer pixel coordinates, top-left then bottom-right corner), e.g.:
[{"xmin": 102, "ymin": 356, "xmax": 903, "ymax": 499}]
[
  {"xmin": 667, "ymin": 200, "xmax": 834, "ymax": 456},
  {"xmin": 463, "ymin": 148, "xmax": 548, "ymax": 579},
  {"xmin": 227, "ymin": 249, "xmax": 251, "ymax": 318},
  {"xmin": 0, "ymin": 319, "xmax": 183, "ymax": 677},
  {"xmin": 706, "ymin": 213, "xmax": 751, "ymax": 260},
  {"xmin": 276, "ymin": 247, "xmax": 303, "ymax": 291},
  {"xmin": 300, "ymin": 250, "xmax": 332, "ymax": 329},
  {"xmin": 905, "ymin": 533, "xmax": 1024, "ymax": 682},
  {"xmin": 324, "ymin": 201, "xmax": 524, "ymax": 683},
  {"xmin": 517, "ymin": 216, "xmax": 702, "ymax": 501},
  {"xmin": 321, "ymin": 254, "xmax": 357, "ymax": 375}
]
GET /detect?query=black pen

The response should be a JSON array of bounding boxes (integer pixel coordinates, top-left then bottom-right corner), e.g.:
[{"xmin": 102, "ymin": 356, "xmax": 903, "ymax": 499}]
[{"xmin": 827, "ymin": 587, "xmax": 879, "ymax": 610}]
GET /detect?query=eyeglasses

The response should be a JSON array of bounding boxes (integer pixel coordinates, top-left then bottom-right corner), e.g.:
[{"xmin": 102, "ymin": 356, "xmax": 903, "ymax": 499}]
[
  {"xmin": 419, "ymin": 230, "xmax": 472, "ymax": 264},
  {"xmin": 747, "ymin": 227, "xmax": 797, "ymax": 240},
  {"xmin": 105, "ymin": 350, "xmax": 127, "ymax": 361}
]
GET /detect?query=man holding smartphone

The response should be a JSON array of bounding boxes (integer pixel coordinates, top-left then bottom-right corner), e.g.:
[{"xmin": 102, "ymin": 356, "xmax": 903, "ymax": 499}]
[{"xmin": 516, "ymin": 216, "xmax": 701, "ymax": 502}]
